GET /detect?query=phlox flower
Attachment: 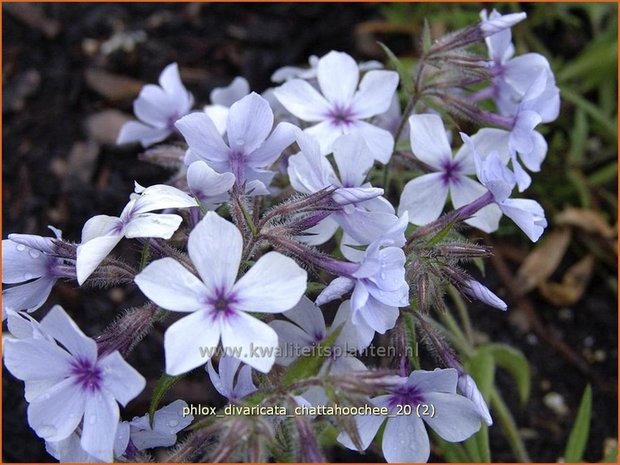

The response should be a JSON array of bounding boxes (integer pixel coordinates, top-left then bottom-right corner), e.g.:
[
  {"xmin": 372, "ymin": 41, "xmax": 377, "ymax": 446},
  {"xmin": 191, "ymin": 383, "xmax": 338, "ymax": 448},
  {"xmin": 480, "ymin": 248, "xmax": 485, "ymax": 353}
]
[
  {"xmin": 288, "ymin": 132, "xmax": 397, "ymax": 245},
  {"xmin": 274, "ymin": 50, "xmax": 399, "ymax": 163},
  {"xmin": 207, "ymin": 356, "xmax": 257, "ymax": 402},
  {"xmin": 117, "ymin": 63, "xmax": 194, "ymax": 147},
  {"xmin": 316, "ymin": 214, "xmax": 409, "ymax": 335},
  {"xmin": 203, "ymin": 76, "xmax": 250, "ymax": 135},
  {"xmin": 116, "ymin": 400, "xmax": 194, "ymax": 454},
  {"xmin": 134, "ymin": 212, "xmax": 307, "ymax": 375},
  {"xmin": 337, "ymin": 368, "xmax": 482, "ymax": 463},
  {"xmin": 270, "ymin": 297, "xmax": 374, "ymax": 368},
  {"xmin": 271, "ymin": 54, "xmax": 383, "ymax": 83},
  {"xmin": 463, "ymin": 133, "xmax": 547, "ymax": 241},
  {"xmin": 397, "ymin": 114, "xmax": 502, "ymax": 233},
  {"xmin": 176, "ymin": 92, "xmax": 298, "ymax": 192},
  {"xmin": 186, "ymin": 160, "xmax": 236, "ymax": 209},
  {"xmin": 2, "ymin": 226, "xmax": 68, "ymax": 317},
  {"xmin": 76, "ymin": 183, "xmax": 197, "ymax": 285},
  {"xmin": 45, "ymin": 400, "xmax": 193, "ymax": 462},
  {"xmin": 3, "ymin": 305, "xmax": 146, "ymax": 462}
]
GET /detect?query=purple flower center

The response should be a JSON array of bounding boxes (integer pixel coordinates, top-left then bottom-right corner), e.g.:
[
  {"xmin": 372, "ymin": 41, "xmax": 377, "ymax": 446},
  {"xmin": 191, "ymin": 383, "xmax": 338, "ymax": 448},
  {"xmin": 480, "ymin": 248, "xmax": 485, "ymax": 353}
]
[
  {"xmin": 207, "ymin": 290, "xmax": 238, "ymax": 320},
  {"xmin": 327, "ymin": 105, "xmax": 355, "ymax": 127},
  {"xmin": 440, "ymin": 159, "xmax": 462, "ymax": 186},
  {"xmin": 70, "ymin": 358, "xmax": 103, "ymax": 393},
  {"xmin": 387, "ymin": 383, "xmax": 424, "ymax": 408}
]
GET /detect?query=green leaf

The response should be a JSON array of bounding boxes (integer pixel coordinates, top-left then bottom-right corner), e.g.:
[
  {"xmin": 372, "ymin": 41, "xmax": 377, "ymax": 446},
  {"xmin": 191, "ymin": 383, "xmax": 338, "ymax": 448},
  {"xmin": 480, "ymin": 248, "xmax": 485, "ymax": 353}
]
[
  {"xmin": 377, "ymin": 41, "xmax": 414, "ymax": 95},
  {"xmin": 463, "ymin": 349, "xmax": 495, "ymax": 462},
  {"xmin": 422, "ymin": 18, "xmax": 432, "ymax": 52},
  {"xmin": 149, "ymin": 372, "xmax": 185, "ymax": 427},
  {"xmin": 432, "ymin": 431, "xmax": 472, "ymax": 462},
  {"xmin": 564, "ymin": 384, "xmax": 592, "ymax": 462},
  {"xmin": 484, "ymin": 343, "xmax": 531, "ymax": 405},
  {"xmin": 281, "ymin": 324, "xmax": 343, "ymax": 387},
  {"xmin": 403, "ymin": 313, "xmax": 421, "ymax": 370}
]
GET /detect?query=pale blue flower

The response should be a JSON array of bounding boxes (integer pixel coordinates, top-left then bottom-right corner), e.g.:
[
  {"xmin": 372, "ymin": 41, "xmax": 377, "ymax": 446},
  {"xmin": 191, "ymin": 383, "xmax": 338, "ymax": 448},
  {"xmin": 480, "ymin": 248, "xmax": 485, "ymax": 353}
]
[
  {"xmin": 117, "ymin": 63, "xmax": 194, "ymax": 147},
  {"xmin": 207, "ymin": 356, "xmax": 257, "ymax": 402},
  {"xmin": 274, "ymin": 51, "xmax": 399, "ymax": 163},
  {"xmin": 176, "ymin": 92, "xmax": 298, "ymax": 191},
  {"xmin": 338, "ymin": 368, "xmax": 482, "ymax": 463},
  {"xmin": 3, "ymin": 305, "xmax": 146, "ymax": 462},
  {"xmin": 134, "ymin": 212, "xmax": 307, "ymax": 375}
]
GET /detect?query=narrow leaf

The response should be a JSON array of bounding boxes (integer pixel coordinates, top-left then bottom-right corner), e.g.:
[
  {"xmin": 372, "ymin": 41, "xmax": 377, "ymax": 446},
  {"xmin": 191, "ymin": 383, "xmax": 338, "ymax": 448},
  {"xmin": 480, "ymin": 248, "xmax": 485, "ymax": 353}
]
[
  {"xmin": 564, "ymin": 384, "xmax": 592, "ymax": 462},
  {"xmin": 485, "ymin": 343, "xmax": 531, "ymax": 405},
  {"xmin": 149, "ymin": 372, "xmax": 185, "ymax": 427}
]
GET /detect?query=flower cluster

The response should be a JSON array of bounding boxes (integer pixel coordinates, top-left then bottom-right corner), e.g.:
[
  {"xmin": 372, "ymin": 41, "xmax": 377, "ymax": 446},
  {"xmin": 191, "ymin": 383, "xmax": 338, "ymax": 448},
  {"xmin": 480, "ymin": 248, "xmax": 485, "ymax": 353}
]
[{"xmin": 3, "ymin": 9, "xmax": 558, "ymax": 463}]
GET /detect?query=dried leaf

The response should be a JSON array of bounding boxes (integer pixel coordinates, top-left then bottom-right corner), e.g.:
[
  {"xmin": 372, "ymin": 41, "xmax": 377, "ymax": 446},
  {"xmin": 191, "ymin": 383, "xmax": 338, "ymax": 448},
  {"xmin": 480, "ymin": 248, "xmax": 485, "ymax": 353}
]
[
  {"xmin": 555, "ymin": 208, "xmax": 616, "ymax": 239},
  {"xmin": 539, "ymin": 255, "xmax": 595, "ymax": 306},
  {"xmin": 5, "ymin": 4, "xmax": 61, "ymax": 38},
  {"xmin": 85, "ymin": 68, "xmax": 144, "ymax": 101},
  {"xmin": 513, "ymin": 228, "xmax": 572, "ymax": 296},
  {"xmin": 85, "ymin": 109, "xmax": 131, "ymax": 145}
]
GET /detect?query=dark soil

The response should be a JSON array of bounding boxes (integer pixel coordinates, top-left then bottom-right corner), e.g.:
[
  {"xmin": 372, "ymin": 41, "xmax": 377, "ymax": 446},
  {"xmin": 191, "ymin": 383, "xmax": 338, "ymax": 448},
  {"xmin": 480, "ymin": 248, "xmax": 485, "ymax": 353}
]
[{"xmin": 2, "ymin": 3, "xmax": 617, "ymax": 463}]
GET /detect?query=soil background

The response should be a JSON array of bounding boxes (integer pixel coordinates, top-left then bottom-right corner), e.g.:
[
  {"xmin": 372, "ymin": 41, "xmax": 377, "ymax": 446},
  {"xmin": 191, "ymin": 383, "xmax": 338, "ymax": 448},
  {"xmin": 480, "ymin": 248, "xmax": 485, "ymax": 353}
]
[{"xmin": 2, "ymin": 3, "xmax": 617, "ymax": 463}]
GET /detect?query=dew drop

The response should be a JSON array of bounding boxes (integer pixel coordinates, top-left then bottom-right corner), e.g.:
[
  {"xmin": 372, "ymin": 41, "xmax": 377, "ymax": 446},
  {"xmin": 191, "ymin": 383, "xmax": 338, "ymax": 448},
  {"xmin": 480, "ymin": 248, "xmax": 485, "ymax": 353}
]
[
  {"xmin": 29, "ymin": 249, "xmax": 41, "ymax": 259},
  {"xmin": 399, "ymin": 439, "xmax": 406, "ymax": 446},
  {"xmin": 42, "ymin": 393, "xmax": 51, "ymax": 401},
  {"xmin": 23, "ymin": 272, "xmax": 35, "ymax": 281},
  {"xmin": 16, "ymin": 244, "xmax": 26, "ymax": 252},
  {"xmin": 168, "ymin": 419, "xmax": 179, "ymax": 428},
  {"xmin": 380, "ymin": 271, "xmax": 386, "ymax": 280},
  {"xmin": 407, "ymin": 425, "xmax": 415, "ymax": 434},
  {"xmin": 235, "ymin": 138, "xmax": 245, "ymax": 146},
  {"xmin": 88, "ymin": 414, "xmax": 97, "ymax": 425}
]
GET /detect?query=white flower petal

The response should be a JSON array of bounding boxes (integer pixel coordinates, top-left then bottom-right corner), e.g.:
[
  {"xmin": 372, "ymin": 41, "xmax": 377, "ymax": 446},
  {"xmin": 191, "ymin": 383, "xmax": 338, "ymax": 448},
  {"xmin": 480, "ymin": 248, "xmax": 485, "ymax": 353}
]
[
  {"xmin": 210, "ymin": 76, "xmax": 250, "ymax": 106},
  {"xmin": 305, "ymin": 120, "xmax": 346, "ymax": 155},
  {"xmin": 187, "ymin": 161, "xmax": 235, "ymax": 199},
  {"xmin": 248, "ymin": 121, "xmax": 298, "ymax": 168},
  {"xmin": 499, "ymin": 198, "xmax": 547, "ymax": 242},
  {"xmin": 134, "ymin": 84, "xmax": 171, "ymax": 127},
  {"xmin": 175, "ymin": 112, "xmax": 231, "ymax": 165},
  {"xmin": 134, "ymin": 257, "xmax": 207, "ymax": 312},
  {"xmin": 3, "ymin": 338, "xmax": 72, "ymax": 381},
  {"xmin": 408, "ymin": 114, "xmax": 452, "ymax": 169},
  {"xmin": 450, "ymin": 175, "xmax": 502, "ymax": 233},
  {"xmin": 317, "ymin": 51, "xmax": 359, "ymax": 107},
  {"xmin": 351, "ymin": 70, "xmax": 399, "ymax": 119},
  {"xmin": 27, "ymin": 377, "xmax": 86, "ymax": 442},
  {"xmin": 332, "ymin": 300, "xmax": 374, "ymax": 351},
  {"xmin": 158, "ymin": 63, "xmax": 193, "ymax": 109},
  {"xmin": 316, "ymin": 276, "xmax": 355, "ymax": 306},
  {"xmin": 2, "ymin": 240, "xmax": 50, "ymax": 284},
  {"xmin": 337, "ymin": 395, "xmax": 390, "ymax": 450},
  {"xmin": 423, "ymin": 392, "xmax": 481, "ymax": 442},
  {"xmin": 132, "ymin": 184, "xmax": 197, "ymax": 214},
  {"xmin": 356, "ymin": 297, "xmax": 400, "ymax": 334},
  {"xmin": 220, "ymin": 312, "xmax": 278, "ymax": 373},
  {"xmin": 408, "ymin": 368, "xmax": 458, "ymax": 393},
  {"xmin": 227, "ymin": 92, "xmax": 274, "ymax": 155},
  {"xmin": 281, "ymin": 296, "xmax": 326, "ymax": 340},
  {"xmin": 2, "ymin": 277, "xmax": 56, "ymax": 313},
  {"xmin": 274, "ymin": 79, "xmax": 331, "ymax": 122},
  {"xmin": 203, "ymin": 104, "xmax": 229, "ymax": 135},
  {"xmin": 117, "ymin": 121, "xmax": 170, "ymax": 147},
  {"xmin": 398, "ymin": 173, "xmax": 449, "ymax": 225},
  {"xmin": 269, "ymin": 320, "xmax": 314, "ymax": 366},
  {"xmin": 40, "ymin": 305, "xmax": 98, "ymax": 362},
  {"xmin": 297, "ymin": 216, "xmax": 340, "ymax": 246},
  {"xmin": 76, "ymin": 235, "xmax": 123, "ymax": 285},
  {"xmin": 233, "ymin": 252, "xmax": 306, "ymax": 313},
  {"xmin": 332, "ymin": 133, "xmax": 374, "ymax": 187},
  {"xmin": 80, "ymin": 391, "xmax": 120, "ymax": 462},
  {"xmin": 164, "ymin": 310, "xmax": 221, "ymax": 375},
  {"xmin": 98, "ymin": 351, "xmax": 146, "ymax": 407},
  {"xmin": 354, "ymin": 121, "xmax": 394, "ymax": 164},
  {"xmin": 81, "ymin": 215, "xmax": 122, "ymax": 244},
  {"xmin": 383, "ymin": 414, "xmax": 430, "ymax": 463},
  {"xmin": 188, "ymin": 212, "xmax": 242, "ymax": 293},
  {"xmin": 124, "ymin": 213, "xmax": 183, "ymax": 239}
]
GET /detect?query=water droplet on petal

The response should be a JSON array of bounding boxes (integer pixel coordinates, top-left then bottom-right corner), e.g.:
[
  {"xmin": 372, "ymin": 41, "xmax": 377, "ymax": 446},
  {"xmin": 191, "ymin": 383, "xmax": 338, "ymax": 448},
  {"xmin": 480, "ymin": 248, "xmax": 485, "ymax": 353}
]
[
  {"xmin": 399, "ymin": 439, "xmax": 406, "ymax": 445},
  {"xmin": 235, "ymin": 138, "xmax": 244, "ymax": 146},
  {"xmin": 407, "ymin": 425, "xmax": 415, "ymax": 433},
  {"xmin": 23, "ymin": 272, "xmax": 35, "ymax": 281},
  {"xmin": 88, "ymin": 414, "xmax": 97, "ymax": 425},
  {"xmin": 29, "ymin": 249, "xmax": 41, "ymax": 259},
  {"xmin": 168, "ymin": 419, "xmax": 179, "ymax": 428},
  {"xmin": 380, "ymin": 272, "xmax": 386, "ymax": 280},
  {"xmin": 43, "ymin": 393, "xmax": 51, "ymax": 401},
  {"xmin": 16, "ymin": 244, "xmax": 26, "ymax": 252},
  {"xmin": 38, "ymin": 424, "xmax": 57, "ymax": 437}
]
